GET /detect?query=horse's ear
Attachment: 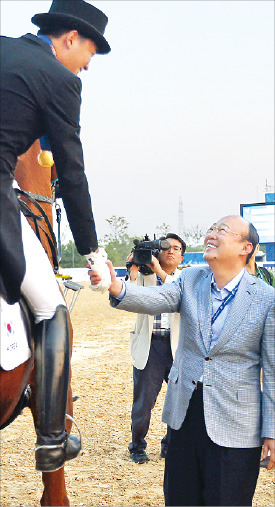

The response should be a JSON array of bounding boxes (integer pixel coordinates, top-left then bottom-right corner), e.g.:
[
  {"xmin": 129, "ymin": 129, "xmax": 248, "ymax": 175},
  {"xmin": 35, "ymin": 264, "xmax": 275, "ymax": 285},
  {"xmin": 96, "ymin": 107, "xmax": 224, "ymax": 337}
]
[{"xmin": 51, "ymin": 164, "xmax": 58, "ymax": 184}]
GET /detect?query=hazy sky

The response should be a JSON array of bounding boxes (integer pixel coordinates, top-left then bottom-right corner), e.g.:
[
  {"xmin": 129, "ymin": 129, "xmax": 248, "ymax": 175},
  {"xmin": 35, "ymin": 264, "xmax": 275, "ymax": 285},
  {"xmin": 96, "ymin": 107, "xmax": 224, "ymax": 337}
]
[{"xmin": 1, "ymin": 0, "xmax": 274, "ymax": 242}]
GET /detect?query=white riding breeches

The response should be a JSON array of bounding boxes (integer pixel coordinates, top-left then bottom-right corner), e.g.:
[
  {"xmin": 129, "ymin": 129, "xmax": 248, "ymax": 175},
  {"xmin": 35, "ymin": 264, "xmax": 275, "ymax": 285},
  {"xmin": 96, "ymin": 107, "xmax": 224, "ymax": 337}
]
[{"xmin": 20, "ymin": 212, "xmax": 64, "ymax": 323}]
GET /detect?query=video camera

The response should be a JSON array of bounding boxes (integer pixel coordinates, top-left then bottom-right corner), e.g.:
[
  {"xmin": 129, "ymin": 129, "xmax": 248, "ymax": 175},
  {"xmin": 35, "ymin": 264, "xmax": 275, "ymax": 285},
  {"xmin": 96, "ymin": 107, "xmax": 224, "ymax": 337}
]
[{"xmin": 126, "ymin": 234, "xmax": 171, "ymax": 277}]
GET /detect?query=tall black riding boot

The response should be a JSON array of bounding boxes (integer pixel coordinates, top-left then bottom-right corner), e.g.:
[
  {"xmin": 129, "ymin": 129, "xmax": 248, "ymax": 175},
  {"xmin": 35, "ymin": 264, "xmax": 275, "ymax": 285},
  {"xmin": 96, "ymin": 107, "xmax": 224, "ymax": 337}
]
[{"xmin": 34, "ymin": 305, "xmax": 81, "ymax": 472}]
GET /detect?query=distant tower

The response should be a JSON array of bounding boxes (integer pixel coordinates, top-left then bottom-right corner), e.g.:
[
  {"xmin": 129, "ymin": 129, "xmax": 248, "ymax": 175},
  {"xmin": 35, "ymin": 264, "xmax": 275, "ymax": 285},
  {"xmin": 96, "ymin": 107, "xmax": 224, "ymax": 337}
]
[{"xmin": 178, "ymin": 196, "xmax": 184, "ymax": 238}]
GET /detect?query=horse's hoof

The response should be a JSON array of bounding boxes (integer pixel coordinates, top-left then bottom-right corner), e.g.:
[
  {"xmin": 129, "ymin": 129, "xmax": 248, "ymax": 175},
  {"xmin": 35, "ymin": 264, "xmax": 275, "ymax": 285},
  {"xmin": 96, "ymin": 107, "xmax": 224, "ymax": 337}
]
[{"xmin": 35, "ymin": 434, "xmax": 81, "ymax": 472}]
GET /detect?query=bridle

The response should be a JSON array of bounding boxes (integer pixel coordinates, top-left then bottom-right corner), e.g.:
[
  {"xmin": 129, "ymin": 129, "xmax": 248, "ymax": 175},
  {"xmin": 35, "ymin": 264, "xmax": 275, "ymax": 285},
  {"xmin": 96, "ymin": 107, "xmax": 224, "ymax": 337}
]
[{"xmin": 15, "ymin": 187, "xmax": 60, "ymax": 273}]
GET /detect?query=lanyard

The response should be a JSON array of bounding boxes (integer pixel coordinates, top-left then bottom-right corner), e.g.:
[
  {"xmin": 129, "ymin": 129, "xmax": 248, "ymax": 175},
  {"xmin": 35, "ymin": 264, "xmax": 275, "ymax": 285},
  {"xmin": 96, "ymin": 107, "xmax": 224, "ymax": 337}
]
[
  {"xmin": 156, "ymin": 275, "xmax": 163, "ymax": 286},
  {"xmin": 257, "ymin": 269, "xmax": 264, "ymax": 281},
  {"xmin": 211, "ymin": 280, "xmax": 241, "ymax": 326}
]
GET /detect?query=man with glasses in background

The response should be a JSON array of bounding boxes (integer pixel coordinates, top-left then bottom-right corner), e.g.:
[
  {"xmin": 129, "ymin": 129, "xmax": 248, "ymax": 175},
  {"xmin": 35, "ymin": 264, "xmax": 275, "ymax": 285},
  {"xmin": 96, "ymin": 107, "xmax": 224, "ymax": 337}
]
[
  {"xmin": 126, "ymin": 233, "xmax": 186, "ymax": 463},
  {"xmin": 89, "ymin": 215, "xmax": 274, "ymax": 506}
]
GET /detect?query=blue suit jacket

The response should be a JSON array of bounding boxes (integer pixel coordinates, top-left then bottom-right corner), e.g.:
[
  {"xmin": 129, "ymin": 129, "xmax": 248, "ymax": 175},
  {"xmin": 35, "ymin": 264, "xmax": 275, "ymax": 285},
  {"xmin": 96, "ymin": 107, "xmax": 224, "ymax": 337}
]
[{"xmin": 112, "ymin": 266, "xmax": 275, "ymax": 448}]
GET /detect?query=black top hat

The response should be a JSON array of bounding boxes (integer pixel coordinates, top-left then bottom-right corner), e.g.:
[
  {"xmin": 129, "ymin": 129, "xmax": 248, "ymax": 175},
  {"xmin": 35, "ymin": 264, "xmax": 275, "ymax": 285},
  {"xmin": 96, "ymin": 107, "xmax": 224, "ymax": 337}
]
[{"xmin": 31, "ymin": 0, "xmax": 110, "ymax": 54}]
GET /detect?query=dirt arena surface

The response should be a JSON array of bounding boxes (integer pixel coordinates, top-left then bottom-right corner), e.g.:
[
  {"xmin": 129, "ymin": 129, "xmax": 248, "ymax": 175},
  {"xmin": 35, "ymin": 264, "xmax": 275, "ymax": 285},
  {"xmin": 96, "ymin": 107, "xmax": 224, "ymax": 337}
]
[{"xmin": 0, "ymin": 283, "xmax": 274, "ymax": 506}]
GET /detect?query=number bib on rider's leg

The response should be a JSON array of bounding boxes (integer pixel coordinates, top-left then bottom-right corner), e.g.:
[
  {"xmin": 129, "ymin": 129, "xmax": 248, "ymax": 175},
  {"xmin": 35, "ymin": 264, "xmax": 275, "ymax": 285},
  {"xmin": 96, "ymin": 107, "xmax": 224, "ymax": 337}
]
[{"xmin": 0, "ymin": 297, "xmax": 31, "ymax": 370}]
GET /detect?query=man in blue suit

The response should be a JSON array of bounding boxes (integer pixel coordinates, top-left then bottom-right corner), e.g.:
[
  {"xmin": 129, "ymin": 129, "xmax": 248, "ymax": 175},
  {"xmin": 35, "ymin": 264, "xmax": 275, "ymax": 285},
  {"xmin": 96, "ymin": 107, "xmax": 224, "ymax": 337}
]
[{"xmin": 90, "ymin": 215, "xmax": 275, "ymax": 506}]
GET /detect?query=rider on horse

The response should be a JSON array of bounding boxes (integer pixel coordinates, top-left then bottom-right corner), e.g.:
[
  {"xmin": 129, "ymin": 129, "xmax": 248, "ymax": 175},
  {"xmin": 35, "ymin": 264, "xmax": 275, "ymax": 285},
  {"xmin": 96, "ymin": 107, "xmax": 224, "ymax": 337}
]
[{"xmin": 0, "ymin": 0, "xmax": 111, "ymax": 472}]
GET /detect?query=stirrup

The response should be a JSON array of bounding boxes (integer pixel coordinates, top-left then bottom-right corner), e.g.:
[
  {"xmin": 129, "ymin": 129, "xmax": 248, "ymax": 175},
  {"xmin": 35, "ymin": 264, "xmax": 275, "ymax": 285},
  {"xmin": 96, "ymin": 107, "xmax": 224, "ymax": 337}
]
[
  {"xmin": 65, "ymin": 413, "xmax": 81, "ymax": 437},
  {"xmin": 35, "ymin": 414, "xmax": 82, "ymax": 472}
]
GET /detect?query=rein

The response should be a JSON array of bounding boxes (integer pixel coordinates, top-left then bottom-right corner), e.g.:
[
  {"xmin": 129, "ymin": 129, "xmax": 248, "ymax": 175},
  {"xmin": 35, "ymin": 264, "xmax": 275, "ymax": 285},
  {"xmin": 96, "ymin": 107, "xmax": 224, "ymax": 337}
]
[
  {"xmin": 20, "ymin": 190, "xmax": 54, "ymax": 205},
  {"xmin": 15, "ymin": 188, "xmax": 59, "ymax": 273}
]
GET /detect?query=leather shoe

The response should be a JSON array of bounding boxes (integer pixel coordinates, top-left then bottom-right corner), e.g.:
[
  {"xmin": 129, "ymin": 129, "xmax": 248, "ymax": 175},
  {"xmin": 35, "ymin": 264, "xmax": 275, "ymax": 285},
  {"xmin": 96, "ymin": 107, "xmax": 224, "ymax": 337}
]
[
  {"xmin": 160, "ymin": 445, "xmax": 168, "ymax": 458},
  {"xmin": 130, "ymin": 449, "xmax": 149, "ymax": 464},
  {"xmin": 35, "ymin": 433, "xmax": 81, "ymax": 472}
]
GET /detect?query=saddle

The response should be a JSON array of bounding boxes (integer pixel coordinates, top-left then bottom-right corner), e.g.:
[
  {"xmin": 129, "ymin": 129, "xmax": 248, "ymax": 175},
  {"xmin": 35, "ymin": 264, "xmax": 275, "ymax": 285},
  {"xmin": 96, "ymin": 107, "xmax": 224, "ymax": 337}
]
[{"xmin": 0, "ymin": 296, "xmax": 34, "ymax": 430}]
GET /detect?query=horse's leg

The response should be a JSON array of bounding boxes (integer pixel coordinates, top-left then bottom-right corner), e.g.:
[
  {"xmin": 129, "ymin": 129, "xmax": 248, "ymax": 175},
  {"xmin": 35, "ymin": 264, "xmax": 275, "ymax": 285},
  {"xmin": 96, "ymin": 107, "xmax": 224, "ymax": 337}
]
[
  {"xmin": 40, "ymin": 385, "xmax": 73, "ymax": 507},
  {"xmin": 29, "ymin": 310, "xmax": 74, "ymax": 507},
  {"xmin": 28, "ymin": 372, "xmax": 72, "ymax": 507},
  {"xmin": 41, "ymin": 469, "xmax": 69, "ymax": 507},
  {"xmin": 40, "ymin": 380, "xmax": 73, "ymax": 506},
  {"xmin": 28, "ymin": 378, "xmax": 72, "ymax": 506}
]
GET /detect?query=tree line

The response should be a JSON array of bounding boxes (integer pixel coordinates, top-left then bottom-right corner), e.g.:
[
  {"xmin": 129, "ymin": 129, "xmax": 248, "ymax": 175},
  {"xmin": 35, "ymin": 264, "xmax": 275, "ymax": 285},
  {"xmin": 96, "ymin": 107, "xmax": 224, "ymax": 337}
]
[{"xmin": 59, "ymin": 215, "xmax": 205, "ymax": 268}]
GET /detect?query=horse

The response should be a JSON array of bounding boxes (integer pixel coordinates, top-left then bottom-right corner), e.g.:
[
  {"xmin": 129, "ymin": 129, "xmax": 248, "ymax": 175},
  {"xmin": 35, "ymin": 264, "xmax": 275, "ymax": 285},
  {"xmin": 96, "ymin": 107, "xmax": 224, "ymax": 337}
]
[{"xmin": 0, "ymin": 139, "xmax": 74, "ymax": 506}]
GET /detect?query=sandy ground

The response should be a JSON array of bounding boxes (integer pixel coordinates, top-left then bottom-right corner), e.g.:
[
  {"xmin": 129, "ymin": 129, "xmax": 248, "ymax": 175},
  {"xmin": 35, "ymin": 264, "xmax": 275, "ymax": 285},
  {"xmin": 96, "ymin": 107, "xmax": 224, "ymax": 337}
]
[{"xmin": 0, "ymin": 283, "xmax": 274, "ymax": 506}]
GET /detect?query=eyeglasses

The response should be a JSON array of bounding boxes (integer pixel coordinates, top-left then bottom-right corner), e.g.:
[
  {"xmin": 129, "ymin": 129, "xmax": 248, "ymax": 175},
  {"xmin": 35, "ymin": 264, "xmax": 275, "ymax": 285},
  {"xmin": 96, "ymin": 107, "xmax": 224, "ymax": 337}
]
[
  {"xmin": 168, "ymin": 245, "xmax": 182, "ymax": 252},
  {"xmin": 206, "ymin": 224, "xmax": 248, "ymax": 241}
]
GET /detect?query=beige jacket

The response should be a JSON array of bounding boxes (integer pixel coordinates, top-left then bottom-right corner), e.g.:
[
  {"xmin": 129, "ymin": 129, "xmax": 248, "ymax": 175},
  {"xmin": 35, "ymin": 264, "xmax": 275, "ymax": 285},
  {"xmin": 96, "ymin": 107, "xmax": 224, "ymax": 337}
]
[{"xmin": 128, "ymin": 269, "xmax": 181, "ymax": 369}]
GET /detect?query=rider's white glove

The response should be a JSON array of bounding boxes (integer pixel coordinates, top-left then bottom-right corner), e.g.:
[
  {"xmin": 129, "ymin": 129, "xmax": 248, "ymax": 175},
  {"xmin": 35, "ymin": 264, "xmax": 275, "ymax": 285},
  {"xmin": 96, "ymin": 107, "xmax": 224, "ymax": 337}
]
[{"xmin": 85, "ymin": 248, "xmax": 111, "ymax": 293}]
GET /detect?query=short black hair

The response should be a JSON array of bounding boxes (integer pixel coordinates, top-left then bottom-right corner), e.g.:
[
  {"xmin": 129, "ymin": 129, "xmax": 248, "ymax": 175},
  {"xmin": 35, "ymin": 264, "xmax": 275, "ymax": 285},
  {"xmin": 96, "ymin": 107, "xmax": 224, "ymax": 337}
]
[
  {"xmin": 246, "ymin": 222, "xmax": 259, "ymax": 263},
  {"xmin": 162, "ymin": 233, "xmax": 186, "ymax": 254},
  {"xmin": 38, "ymin": 24, "xmax": 72, "ymax": 37},
  {"xmin": 38, "ymin": 24, "xmax": 87, "ymax": 41}
]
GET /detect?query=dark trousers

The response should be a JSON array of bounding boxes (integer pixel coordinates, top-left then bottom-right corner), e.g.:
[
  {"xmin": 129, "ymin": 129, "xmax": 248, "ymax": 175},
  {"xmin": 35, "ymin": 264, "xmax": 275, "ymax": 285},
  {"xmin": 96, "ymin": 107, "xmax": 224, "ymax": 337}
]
[
  {"xmin": 129, "ymin": 336, "xmax": 173, "ymax": 453},
  {"xmin": 164, "ymin": 387, "xmax": 261, "ymax": 506}
]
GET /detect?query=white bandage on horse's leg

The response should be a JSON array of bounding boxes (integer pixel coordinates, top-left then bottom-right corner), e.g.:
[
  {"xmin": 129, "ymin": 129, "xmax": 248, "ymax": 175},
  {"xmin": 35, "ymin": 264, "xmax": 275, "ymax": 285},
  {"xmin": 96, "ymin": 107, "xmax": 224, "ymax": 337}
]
[{"xmin": 20, "ymin": 213, "xmax": 64, "ymax": 323}]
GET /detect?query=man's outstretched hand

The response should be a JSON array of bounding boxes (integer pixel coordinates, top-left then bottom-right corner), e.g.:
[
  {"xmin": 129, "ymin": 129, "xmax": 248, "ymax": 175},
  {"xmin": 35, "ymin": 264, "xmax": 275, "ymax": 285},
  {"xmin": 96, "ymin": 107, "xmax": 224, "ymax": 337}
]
[
  {"xmin": 89, "ymin": 260, "xmax": 123, "ymax": 296},
  {"xmin": 261, "ymin": 438, "xmax": 275, "ymax": 470}
]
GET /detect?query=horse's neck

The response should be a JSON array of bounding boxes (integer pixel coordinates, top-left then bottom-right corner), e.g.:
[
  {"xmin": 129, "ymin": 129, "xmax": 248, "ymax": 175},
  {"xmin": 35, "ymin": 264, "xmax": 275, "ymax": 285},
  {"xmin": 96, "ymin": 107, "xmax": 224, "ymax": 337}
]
[
  {"xmin": 15, "ymin": 140, "xmax": 54, "ymax": 226},
  {"xmin": 15, "ymin": 140, "xmax": 52, "ymax": 196},
  {"xmin": 14, "ymin": 140, "xmax": 55, "ymax": 266}
]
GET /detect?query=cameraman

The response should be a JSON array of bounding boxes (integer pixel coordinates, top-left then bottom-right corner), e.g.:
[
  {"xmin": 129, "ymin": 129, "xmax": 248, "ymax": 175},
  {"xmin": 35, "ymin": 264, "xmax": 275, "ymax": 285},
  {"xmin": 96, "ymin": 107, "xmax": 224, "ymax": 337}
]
[{"xmin": 126, "ymin": 233, "xmax": 186, "ymax": 463}]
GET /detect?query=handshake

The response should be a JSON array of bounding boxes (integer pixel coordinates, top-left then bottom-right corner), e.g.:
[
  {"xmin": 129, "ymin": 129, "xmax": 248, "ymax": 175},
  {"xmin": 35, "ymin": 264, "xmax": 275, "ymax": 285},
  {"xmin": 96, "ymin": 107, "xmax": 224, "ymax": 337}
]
[
  {"xmin": 85, "ymin": 249, "xmax": 111, "ymax": 293},
  {"xmin": 85, "ymin": 249, "xmax": 122, "ymax": 296}
]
